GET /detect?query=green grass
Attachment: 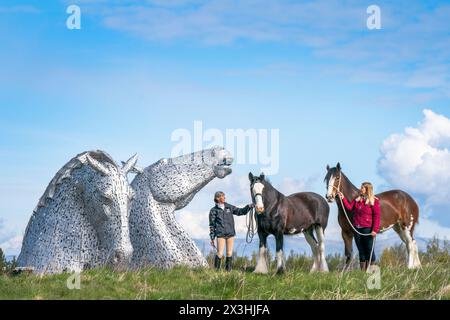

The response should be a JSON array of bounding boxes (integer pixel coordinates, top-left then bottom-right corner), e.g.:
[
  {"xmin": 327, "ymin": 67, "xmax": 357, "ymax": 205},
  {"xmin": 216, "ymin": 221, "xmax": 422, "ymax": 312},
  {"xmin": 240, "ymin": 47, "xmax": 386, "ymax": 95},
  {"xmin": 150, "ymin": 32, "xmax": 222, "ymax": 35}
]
[
  {"xmin": 1, "ymin": 239, "xmax": 448, "ymax": 300},
  {"xmin": 0, "ymin": 261, "xmax": 448, "ymax": 300}
]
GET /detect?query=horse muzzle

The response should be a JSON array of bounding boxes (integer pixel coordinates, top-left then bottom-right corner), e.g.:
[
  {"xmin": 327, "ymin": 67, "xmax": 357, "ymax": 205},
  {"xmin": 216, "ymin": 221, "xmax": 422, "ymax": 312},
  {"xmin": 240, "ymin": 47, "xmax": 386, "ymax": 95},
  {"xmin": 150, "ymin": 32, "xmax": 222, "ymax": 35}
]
[{"xmin": 256, "ymin": 207, "xmax": 265, "ymax": 214}]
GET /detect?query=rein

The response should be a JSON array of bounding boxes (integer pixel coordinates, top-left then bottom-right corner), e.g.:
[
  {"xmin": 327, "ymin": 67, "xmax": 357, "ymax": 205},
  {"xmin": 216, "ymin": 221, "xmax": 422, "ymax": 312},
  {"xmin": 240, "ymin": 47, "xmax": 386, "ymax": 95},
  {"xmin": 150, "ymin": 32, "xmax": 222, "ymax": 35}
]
[
  {"xmin": 246, "ymin": 207, "xmax": 257, "ymax": 244},
  {"xmin": 246, "ymin": 183, "xmax": 263, "ymax": 244}
]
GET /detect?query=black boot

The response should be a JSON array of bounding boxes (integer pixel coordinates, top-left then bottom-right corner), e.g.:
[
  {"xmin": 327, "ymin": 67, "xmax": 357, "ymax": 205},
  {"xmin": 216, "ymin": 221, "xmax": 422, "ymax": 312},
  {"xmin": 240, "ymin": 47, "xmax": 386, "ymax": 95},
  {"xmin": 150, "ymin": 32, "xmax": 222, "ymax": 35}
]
[
  {"xmin": 360, "ymin": 261, "xmax": 367, "ymax": 271},
  {"xmin": 214, "ymin": 255, "xmax": 222, "ymax": 270},
  {"xmin": 225, "ymin": 256, "xmax": 233, "ymax": 272}
]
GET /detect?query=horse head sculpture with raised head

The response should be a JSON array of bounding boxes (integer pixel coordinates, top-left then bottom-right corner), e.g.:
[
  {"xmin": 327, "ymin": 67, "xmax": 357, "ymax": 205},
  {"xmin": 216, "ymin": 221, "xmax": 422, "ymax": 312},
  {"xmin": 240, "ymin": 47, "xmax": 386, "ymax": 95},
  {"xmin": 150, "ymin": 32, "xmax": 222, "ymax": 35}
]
[{"xmin": 129, "ymin": 146, "xmax": 234, "ymax": 269}]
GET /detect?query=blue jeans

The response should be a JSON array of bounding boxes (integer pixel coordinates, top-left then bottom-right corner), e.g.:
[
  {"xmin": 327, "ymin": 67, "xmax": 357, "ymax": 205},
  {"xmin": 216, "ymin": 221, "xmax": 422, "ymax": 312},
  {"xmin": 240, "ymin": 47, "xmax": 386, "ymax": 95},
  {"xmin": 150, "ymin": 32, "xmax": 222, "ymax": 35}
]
[{"xmin": 354, "ymin": 227, "xmax": 376, "ymax": 263}]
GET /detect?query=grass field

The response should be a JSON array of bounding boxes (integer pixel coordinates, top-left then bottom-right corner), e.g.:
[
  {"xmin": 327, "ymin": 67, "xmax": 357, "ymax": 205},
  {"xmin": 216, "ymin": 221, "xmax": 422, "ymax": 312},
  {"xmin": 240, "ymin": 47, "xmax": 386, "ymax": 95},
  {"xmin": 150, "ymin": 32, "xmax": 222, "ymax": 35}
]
[{"xmin": 1, "ymin": 239, "xmax": 448, "ymax": 300}]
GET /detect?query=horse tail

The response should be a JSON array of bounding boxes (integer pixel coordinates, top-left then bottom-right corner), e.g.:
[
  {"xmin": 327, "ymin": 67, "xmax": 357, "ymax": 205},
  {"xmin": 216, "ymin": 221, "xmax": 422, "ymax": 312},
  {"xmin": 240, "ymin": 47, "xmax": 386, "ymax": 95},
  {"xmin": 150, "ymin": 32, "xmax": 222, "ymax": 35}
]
[{"xmin": 317, "ymin": 195, "xmax": 330, "ymax": 231}]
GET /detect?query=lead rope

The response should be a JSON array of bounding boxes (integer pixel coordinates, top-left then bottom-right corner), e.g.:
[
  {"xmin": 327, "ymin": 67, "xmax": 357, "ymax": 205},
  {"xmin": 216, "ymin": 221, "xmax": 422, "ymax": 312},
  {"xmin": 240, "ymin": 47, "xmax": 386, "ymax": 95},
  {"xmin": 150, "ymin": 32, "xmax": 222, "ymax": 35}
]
[
  {"xmin": 246, "ymin": 207, "xmax": 257, "ymax": 244},
  {"xmin": 334, "ymin": 172, "xmax": 376, "ymax": 271}
]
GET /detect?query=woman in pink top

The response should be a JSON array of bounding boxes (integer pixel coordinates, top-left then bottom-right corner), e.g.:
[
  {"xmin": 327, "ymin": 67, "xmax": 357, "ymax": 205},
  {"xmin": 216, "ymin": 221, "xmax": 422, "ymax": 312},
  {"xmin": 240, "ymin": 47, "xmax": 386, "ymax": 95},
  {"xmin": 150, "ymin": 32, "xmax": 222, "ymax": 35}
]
[{"xmin": 338, "ymin": 182, "xmax": 380, "ymax": 271}]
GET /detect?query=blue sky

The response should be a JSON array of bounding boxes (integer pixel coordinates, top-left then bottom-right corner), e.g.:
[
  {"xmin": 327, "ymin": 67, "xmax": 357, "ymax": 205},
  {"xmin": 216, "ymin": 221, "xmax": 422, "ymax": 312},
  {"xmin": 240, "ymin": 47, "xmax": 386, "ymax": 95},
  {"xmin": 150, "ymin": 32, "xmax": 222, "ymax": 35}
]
[{"xmin": 1, "ymin": 0, "xmax": 450, "ymax": 254}]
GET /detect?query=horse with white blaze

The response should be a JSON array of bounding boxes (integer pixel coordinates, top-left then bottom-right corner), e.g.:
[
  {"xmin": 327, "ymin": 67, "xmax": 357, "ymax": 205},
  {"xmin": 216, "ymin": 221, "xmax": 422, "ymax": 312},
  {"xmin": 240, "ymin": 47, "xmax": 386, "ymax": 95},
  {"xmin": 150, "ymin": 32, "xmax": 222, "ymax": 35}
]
[{"xmin": 249, "ymin": 172, "xmax": 330, "ymax": 274}]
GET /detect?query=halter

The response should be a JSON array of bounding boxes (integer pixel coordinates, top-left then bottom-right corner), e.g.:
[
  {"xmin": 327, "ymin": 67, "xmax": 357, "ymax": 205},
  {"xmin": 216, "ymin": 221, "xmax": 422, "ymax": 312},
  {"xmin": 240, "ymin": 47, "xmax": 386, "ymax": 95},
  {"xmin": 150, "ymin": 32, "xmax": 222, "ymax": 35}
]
[
  {"xmin": 250, "ymin": 180, "xmax": 265, "ymax": 213},
  {"xmin": 330, "ymin": 171, "xmax": 342, "ymax": 198},
  {"xmin": 252, "ymin": 192, "xmax": 263, "ymax": 201}
]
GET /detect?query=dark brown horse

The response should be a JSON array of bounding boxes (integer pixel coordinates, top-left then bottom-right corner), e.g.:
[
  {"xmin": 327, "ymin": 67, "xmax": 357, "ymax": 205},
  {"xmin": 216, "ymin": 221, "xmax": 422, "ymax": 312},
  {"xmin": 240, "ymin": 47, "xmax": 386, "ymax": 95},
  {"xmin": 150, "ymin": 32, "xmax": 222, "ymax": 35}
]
[
  {"xmin": 249, "ymin": 172, "xmax": 330, "ymax": 274},
  {"xmin": 324, "ymin": 163, "xmax": 421, "ymax": 269}
]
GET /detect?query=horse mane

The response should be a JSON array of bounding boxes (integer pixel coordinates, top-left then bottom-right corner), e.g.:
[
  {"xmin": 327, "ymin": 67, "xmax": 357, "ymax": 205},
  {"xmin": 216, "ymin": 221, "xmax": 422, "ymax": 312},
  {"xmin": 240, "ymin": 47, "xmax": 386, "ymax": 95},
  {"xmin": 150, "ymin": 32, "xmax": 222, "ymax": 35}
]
[
  {"xmin": 340, "ymin": 171, "xmax": 359, "ymax": 193},
  {"xmin": 262, "ymin": 177, "xmax": 285, "ymax": 197},
  {"xmin": 34, "ymin": 150, "xmax": 118, "ymax": 213}
]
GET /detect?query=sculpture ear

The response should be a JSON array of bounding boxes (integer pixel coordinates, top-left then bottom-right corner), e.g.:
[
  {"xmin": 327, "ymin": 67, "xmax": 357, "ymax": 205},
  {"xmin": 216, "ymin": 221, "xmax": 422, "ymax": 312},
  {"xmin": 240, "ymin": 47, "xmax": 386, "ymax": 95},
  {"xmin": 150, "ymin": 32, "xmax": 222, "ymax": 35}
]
[
  {"xmin": 122, "ymin": 153, "xmax": 141, "ymax": 174},
  {"xmin": 326, "ymin": 164, "xmax": 330, "ymax": 171},
  {"xmin": 248, "ymin": 172, "xmax": 254, "ymax": 181},
  {"xmin": 86, "ymin": 154, "xmax": 109, "ymax": 176},
  {"xmin": 336, "ymin": 162, "xmax": 341, "ymax": 171}
]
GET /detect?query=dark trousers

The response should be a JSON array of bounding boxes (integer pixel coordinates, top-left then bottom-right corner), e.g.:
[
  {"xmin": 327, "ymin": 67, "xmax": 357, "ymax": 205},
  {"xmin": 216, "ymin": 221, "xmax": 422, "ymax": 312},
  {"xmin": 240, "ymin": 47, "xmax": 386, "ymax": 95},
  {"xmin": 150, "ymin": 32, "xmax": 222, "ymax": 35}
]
[{"xmin": 354, "ymin": 227, "xmax": 376, "ymax": 263}]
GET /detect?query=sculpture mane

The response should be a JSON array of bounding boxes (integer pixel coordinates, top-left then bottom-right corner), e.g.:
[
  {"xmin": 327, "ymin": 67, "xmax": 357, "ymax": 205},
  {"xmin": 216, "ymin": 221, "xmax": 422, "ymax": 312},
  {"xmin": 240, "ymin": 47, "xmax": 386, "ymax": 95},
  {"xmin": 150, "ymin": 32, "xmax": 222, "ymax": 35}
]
[{"xmin": 34, "ymin": 150, "xmax": 118, "ymax": 212}]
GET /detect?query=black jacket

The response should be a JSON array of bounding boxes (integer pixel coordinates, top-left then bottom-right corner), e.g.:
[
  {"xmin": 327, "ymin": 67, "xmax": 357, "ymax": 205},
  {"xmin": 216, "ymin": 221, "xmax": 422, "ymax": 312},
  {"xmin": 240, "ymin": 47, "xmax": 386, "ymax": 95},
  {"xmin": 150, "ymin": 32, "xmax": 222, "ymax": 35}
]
[{"xmin": 209, "ymin": 203, "xmax": 252, "ymax": 240}]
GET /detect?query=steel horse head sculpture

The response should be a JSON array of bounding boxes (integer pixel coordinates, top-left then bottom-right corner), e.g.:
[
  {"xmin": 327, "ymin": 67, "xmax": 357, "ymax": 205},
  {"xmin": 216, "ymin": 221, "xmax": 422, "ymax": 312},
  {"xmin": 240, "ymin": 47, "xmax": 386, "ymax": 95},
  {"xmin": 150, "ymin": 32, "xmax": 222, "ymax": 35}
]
[{"xmin": 18, "ymin": 150, "xmax": 138, "ymax": 274}]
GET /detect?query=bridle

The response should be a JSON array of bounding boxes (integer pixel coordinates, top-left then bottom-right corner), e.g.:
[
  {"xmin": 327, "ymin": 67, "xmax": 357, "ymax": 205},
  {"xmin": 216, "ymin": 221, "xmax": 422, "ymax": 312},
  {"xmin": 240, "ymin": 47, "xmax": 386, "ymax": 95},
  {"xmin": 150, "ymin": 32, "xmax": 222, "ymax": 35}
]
[
  {"xmin": 329, "ymin": 171, "xmax": 342, "ymax": 199},
  {"xmin": 250, "ymin": 181, "xmax": 264, "ymax": 210},
  {"xmin": 252, "ymin": 192, "xmax": 264, "ymax": 203}
]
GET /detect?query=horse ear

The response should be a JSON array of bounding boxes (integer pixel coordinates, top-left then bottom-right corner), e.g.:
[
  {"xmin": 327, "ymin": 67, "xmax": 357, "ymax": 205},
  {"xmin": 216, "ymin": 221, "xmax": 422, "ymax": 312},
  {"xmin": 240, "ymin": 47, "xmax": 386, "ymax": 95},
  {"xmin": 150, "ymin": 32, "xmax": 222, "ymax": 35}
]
[
  {"xmin": 86, "ymin": 154, "xmax": 109, "ymax": 176},
  {"xmin": 336, "ymin": 162, "xmax": 341, "ymax": 171},
  {"xmin": 326, "ymin": 164, "xmax": 330, "ymax": 171},
  {"xmin": 248, "ymin": 172, "xmax": 254, "ymax": 181},
  {"xmin": 260, "ymin": 172, "xmax": 265, "ymax": 180},
  {"xmin": 122, "ymin": 153, "xmax": 140, "ymax": 174}
]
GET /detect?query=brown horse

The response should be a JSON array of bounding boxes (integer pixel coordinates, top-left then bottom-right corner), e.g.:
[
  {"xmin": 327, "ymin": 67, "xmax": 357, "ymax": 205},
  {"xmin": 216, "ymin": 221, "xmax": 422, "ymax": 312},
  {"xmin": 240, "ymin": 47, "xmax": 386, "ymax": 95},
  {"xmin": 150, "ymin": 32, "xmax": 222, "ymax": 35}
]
[
  {"xmin": 324, "ymin": 163, "xmax": 421, "ymax": 269},
  {"xmin": 249, "ymin": 172, "xmax": 330, "ymax": 274}
]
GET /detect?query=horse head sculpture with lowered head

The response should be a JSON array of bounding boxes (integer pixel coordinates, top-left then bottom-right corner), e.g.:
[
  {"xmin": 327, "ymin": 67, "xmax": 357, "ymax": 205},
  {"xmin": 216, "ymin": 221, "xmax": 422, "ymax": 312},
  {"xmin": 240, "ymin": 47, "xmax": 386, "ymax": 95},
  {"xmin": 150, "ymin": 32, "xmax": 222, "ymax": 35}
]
[{"xmin": 18, "ymin": 150, "xmax": 138, "ymax": 274}]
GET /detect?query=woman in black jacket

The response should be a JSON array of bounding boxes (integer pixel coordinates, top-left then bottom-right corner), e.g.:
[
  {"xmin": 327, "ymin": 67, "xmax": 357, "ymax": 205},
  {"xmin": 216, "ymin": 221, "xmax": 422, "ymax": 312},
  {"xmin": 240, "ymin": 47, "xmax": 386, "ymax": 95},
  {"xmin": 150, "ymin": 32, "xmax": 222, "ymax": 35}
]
[{"xmin": 209, "ymin": 191, "xmax": 253, "ymax": 272}]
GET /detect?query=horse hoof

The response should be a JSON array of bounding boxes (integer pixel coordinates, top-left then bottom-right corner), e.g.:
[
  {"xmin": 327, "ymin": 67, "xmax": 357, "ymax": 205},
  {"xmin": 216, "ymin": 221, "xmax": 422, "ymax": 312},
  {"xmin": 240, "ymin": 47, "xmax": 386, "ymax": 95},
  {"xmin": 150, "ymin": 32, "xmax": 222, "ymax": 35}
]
[
  {"xmin": 254, "ymin": 271, "xmax": 268, "ymax": 275},
  {"xmin": 276, "ymin": 268, "xmax": 285, "ymax": 275},
  {"xmin": 253, "ymin": 269, "xmax": 269, "ymax": 275}
]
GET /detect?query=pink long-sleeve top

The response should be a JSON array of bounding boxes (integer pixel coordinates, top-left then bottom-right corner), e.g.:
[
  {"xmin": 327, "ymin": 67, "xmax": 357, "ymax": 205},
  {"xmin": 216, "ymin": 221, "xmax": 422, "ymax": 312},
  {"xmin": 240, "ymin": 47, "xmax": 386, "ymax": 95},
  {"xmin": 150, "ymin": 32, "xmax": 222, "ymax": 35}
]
[{"xmin": 342, "ymin": 197, "xmax": 381, "ymax": 233}]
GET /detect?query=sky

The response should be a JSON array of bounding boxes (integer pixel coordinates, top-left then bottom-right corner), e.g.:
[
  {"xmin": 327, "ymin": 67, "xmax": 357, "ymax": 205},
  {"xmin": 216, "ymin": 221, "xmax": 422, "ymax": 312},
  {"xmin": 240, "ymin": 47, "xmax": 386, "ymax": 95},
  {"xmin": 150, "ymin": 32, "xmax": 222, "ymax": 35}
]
[{"xmin": 1, "ymin": 0, "xmax": 450, "ymax": 255}]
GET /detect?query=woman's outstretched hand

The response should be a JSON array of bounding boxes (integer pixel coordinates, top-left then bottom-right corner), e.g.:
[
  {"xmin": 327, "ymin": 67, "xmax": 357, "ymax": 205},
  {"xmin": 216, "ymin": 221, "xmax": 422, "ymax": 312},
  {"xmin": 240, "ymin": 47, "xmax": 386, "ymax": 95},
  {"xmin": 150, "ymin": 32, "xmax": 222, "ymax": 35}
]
[
  {"xmin": 371, "ymin": 231, "xmax": 377, "ymax": 237},
  {"xmin": 337, "ymin": 192, "xmax": 344, "ymax": 199}
]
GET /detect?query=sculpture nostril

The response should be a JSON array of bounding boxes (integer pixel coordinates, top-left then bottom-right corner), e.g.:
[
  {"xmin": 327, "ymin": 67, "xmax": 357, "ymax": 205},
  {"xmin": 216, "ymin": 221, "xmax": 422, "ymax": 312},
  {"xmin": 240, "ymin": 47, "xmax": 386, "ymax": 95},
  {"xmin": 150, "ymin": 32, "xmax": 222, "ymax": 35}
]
[{"xmin": 116, "ymin": 251, "xmax": 123, "ymax": 261}]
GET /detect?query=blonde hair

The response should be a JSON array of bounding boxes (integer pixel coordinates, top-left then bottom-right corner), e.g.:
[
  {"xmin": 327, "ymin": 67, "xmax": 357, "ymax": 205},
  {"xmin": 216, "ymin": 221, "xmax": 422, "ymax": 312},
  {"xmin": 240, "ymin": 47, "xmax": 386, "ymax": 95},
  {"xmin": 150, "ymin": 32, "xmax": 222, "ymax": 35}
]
[{"xmin": 357, "ymin": 182, "xmax": 377, "ymax": 206}]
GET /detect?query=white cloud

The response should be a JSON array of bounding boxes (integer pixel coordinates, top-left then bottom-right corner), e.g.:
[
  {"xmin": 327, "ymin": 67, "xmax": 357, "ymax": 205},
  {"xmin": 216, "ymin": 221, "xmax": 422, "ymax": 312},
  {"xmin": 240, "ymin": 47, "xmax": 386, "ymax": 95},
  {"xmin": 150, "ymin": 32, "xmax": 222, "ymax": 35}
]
[
  {"xmin": 378, "ymin": 109, "xmax": 450, "ymax": 202},
  {"xmin": 377, "ymin": 109, "xmax": 450, "ymax": 235},
  {"xmin": 97, "ymin": 0, "xmax": 363, "ymax": 45},
  {"xmin": 0, "ymin": 235, "xmax": 23, "ymax": 256},
  {"xmin": 278, "ymin": 175, "xmax": 318, "ymax": 196},
  {"xmin": 0, "ymin": 219, "xmax": 23, "ymax": 256},
  {"xmin": 415, "ymin": 217, "xmax": 450, "ymax": 239},
  {"xmin": 62, "ymin": 0, "xmax": 450, "ymax": 104},
  {"xmin": 177, "ymin": 210, "xmax": 210, "ymax": 239}
]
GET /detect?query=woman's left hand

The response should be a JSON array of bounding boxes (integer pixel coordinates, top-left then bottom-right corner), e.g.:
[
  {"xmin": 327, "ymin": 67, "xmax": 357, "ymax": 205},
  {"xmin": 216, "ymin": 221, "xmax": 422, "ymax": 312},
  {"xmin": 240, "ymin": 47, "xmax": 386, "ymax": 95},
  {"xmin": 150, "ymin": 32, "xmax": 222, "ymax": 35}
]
[{"xmin": 371, "ymin": 231, "xmax": 377, "ymax": 237}]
